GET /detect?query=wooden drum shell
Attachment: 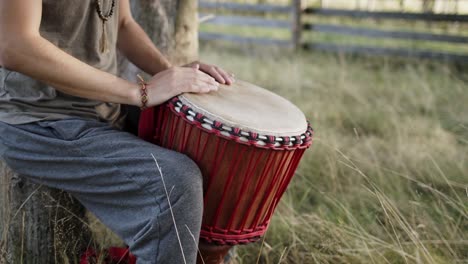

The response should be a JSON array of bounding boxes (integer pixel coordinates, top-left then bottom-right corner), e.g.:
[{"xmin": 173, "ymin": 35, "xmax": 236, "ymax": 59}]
[{"xmin": 139, "ymin": 98, "xmax": 312, "ymax": 245}]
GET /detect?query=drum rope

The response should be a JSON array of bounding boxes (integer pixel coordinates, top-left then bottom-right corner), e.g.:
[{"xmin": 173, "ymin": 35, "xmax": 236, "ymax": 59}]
[
  {"xmin": 138, "ymin": 97, "xmax": 314, "ymax": 245},
  {"xmin": 226, "ymin": 150, "xmax": 263, "ymax": 230},
  {"xmin": 203, "ymin": 139, "xmax": 228, "ymax": 207},
  {"xmin": 239, "ymin": 150, "xmax": 277, "ymax": 231},
  {"xmin": 251, "ymin": 150, "xmax": 293, "ymax": 228},
  {"xmin": 211, "ymin": 144, "xmax": 245, "ymax": 226},
  {"xmin": 275, "ymin": 150, "xmax": 306, "ymax": 202},
  {"xmin": 168, "ymin": 97, "xmax": 313, "ymax": 150}
]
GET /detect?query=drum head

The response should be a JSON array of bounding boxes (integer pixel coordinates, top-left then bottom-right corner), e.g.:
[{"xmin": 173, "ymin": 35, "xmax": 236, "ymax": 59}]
[{"xmin": 179, "ymin": 80, "xmax": 307, "ymax": 137}]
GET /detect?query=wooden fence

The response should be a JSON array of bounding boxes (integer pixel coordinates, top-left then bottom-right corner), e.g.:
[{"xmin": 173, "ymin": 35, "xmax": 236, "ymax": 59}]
[
  {"xmin": 198, "ymin": 1, "xmax": 468, "ymax": 63},
  {"xmin": 199, "ymin": 1, "xmax": 299, "ymax": 46}
]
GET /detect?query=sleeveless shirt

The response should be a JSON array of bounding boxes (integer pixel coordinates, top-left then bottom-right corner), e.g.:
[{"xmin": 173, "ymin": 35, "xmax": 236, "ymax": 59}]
[{"xmin": 0, "ymin": 0, "xmax": 122, "ymax": 125}]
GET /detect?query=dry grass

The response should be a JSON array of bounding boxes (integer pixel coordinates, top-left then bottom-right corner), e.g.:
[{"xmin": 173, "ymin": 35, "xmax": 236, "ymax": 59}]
[
  {"xmin": 75, "ymin": 42, "xmax": 467, "ymax": 263},
  {"xmin": 198, "ymin": 43, "xmax": 468, "ymax": 264}
]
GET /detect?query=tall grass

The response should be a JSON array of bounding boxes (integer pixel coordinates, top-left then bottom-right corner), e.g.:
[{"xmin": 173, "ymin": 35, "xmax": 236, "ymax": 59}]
[{"xmin": 198, "ymin": 43, "xmax": 468, "ymax": 263}]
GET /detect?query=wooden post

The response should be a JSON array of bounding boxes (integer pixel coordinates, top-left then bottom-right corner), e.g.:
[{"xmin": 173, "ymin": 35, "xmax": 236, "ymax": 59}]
[
  {"xmin": 422, "ymin": 0, "xmax": 435, "ymax": 13},
  {"xmin": 120, "ymin": 0, "xmax": 198, "ymax": 78},
  {"xmin": 292, "ymin": 0, "xmax": 302, "ymax": 49},
  {"xmin": 0, "ymin": 161, "xmax": 91, "ymax": 264}
]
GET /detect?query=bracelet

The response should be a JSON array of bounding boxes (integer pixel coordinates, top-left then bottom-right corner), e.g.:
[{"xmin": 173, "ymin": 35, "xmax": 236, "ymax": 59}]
[{"xmin": 137, "ymin": 74, "xmax": 148, "ymax": 110}]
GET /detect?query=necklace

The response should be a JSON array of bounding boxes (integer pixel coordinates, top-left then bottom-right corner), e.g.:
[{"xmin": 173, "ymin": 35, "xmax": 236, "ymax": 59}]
[{"xmin": 96, "ymin": 0, "xmax": 116, "ymax": 53}]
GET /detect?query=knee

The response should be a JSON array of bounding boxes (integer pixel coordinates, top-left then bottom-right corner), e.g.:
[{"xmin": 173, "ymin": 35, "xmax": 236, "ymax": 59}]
[
  {"xmin": 163, "ymin": 153, "xmax": 203, "ymax": 206},
  {"xmin": 176, "ymin": 154, "xmax": 203, "ymax": 188}
]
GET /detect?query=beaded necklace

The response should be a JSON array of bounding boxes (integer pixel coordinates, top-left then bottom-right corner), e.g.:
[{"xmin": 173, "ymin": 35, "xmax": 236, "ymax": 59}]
[{"xmin": 96, "ymin": 0, "xmax": 116, "ymax": 53}]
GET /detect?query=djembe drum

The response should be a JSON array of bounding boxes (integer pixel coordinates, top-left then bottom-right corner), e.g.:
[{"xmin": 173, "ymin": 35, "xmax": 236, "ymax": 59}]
[{"xmin": 139, "ymin": 80, "xmax": 313, "ymax": 263}]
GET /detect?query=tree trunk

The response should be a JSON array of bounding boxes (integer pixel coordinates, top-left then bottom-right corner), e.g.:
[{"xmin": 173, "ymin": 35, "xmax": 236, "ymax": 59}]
[
  {"xmin": 422, "ymin": 0, "xmax": 435, "ymax": 13},
  {"xmin": 119, "ymin": 0, "xmax": 199, "ymax": 81},
  {"xmin": 0, "ymin": 161, "xmax": 91, "ymax": 264}
]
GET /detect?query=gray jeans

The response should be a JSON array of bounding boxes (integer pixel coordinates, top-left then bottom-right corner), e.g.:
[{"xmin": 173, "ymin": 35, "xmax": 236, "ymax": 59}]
[{"xmin": 0, "ymin": 118, "xmax": 203, "ymax": 264}]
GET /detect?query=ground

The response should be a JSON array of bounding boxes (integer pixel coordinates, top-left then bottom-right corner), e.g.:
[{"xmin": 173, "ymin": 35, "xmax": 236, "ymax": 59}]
[{"xmin": 198, "ymin": 42, "xmax": 468, "ymax": 264}]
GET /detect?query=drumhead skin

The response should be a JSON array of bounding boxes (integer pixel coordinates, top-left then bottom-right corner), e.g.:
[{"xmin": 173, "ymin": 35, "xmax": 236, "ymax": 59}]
[{"xmin": 178, "ymin": 80, "xmax": 308, "ymax": 137}]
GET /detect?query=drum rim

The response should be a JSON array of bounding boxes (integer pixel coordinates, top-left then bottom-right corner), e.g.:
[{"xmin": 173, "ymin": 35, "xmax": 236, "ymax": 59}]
[{"xmin": 168, "ymin": 97, "xmax": 314, "ymax": 150}]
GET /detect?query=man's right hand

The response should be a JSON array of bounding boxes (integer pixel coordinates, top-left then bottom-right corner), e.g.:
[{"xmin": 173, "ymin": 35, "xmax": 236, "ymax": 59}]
[{"xmin": 144, "ymin": 65, "xmax": 220, "ymax": 108}]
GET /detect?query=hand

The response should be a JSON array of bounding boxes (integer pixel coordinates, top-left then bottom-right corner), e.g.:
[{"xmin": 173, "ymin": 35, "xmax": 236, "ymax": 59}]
[
  {"xmin": 185, "ymin": 61, "xmax": 235, "ymax": 85},
  {"xmin": 145, "ymin": 65, "xmax": 220, "ymax": 107}
]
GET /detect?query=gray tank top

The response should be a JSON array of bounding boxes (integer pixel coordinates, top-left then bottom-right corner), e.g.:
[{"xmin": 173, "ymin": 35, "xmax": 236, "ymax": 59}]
[{"xmin": 0, "ymin": 0, "xmax": 122, "ymax": 125}]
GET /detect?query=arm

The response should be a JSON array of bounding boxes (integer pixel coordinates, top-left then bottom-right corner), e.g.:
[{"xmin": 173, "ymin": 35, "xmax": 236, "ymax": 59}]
[
  {"xmin": 0, "ymin": 0, "xmax": 140, "ymax": 106},
  {"xmin": 117, "ymin": 0, "xmax": 172, "ymax": 76},
  {"xmin": 117, "ymin": 0, "xmax": 234, "ymax": 85},
  {"xmin": 0, "ymin": 0, "xmax": 219, "ymax": 108}
]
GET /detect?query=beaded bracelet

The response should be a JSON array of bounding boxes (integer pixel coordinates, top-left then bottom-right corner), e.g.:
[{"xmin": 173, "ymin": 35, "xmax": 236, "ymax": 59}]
[{"xmin": 137, "ymin": 74, "xmax": 148, "ymax": 110}]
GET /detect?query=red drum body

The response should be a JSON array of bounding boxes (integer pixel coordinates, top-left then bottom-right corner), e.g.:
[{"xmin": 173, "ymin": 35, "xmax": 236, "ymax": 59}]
[{"xmin": 139, "ymin": 80, "xmax": 313, "ymax": 245}]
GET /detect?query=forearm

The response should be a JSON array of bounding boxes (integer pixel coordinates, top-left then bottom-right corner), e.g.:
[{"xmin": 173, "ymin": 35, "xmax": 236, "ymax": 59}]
[
  {"xmin": 117, "ymin": 19, "xmax": 172, "ymax": 76},
  {"xmin": 1, "ymin": 34, "xmax": 140, "ymax": 106}
]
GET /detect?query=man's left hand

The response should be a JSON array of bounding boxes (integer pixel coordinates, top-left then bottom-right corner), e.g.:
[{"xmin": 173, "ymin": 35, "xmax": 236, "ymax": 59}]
[{"xmin": 185, "ymin": 61, "xmax": 235, "ymax": 85}]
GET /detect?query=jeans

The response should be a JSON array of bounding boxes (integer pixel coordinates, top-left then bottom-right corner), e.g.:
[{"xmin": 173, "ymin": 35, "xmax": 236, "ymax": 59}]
[{"xmin": 0, "ymin": 118, "xmax": 203, "ymax": 264}]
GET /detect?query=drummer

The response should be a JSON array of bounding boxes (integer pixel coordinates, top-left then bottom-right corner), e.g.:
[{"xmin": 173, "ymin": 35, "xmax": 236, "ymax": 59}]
[{"xmin": 0, "ymin": 1, "xmax": 233, "ymax": 264}]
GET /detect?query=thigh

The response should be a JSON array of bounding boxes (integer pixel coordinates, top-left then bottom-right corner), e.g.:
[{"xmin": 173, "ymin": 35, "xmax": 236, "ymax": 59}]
[
  {"xmin": 0, "ymin": 118, "xmax": 197, "ymax": 192},
  {"xmin": 0, "ymin": 118, "xmax": 203, "ymax": 248}
]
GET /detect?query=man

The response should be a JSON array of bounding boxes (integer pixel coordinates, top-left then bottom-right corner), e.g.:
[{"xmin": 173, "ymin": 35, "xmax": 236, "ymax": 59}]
[{"xmin": 0, "ymin": 1, "xmax": 233, "ymax": 263}]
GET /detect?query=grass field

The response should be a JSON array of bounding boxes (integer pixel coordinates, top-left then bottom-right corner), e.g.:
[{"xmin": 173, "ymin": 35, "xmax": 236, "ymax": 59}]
[
  {"xmin": 197, "ymin": 42, "xmax": 468, "ymax": 263},
  {"xmin": 199, "ymin": 0, "xmax": 468, "ymax": 56}
]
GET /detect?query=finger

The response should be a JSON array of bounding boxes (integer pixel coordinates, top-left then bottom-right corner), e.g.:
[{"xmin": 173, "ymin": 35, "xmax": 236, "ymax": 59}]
[
  {"xmin": 192, "ymin": 64, "xmax": 225, "ymax": 84},
  {"xmin": 185, "ymin": 61, "xmax": 199, "ymax": 69},
  {"xmin": 180, "ymin": 77, "xmax": 218, "ymax": 93},
  {"xmin": 189, "ymin": 82, "xmax": 218, "ymax": 93},
  {"xmin": 179, "ymin": 68, "xmax": 218, "ymax": 87},
  {"xmin": 216, "ymin": 67, "xmax": 235, "ymax": 85},
  {"xmin": 204, "ymin": 66, "xmax": 226, "ymax": 84},
  {"xmin": 194, "ymin": 77, "xmax": 219, "ymax": 91},
  {"xmin": 191, "ymin": 69, "xmax": 219, "ymax": 85},
  {"xmin": 187, "ymin": 63, "xmax": 199, "ymax": 71}
]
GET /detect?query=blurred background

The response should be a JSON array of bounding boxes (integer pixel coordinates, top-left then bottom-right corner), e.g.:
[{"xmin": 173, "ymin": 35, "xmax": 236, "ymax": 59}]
[{"xmin": 197, "ymin": 0, "xmax": 468, "ymax": 263}]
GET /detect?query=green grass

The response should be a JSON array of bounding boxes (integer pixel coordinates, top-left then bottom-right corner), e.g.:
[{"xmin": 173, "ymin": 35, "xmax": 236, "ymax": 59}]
[
  {"xmin": 200, "ymin": 2, "xmax": 468, "ymax": 55},
  {"xmin": 199, "ymin": 22, "xmax": 468, "ymax": 54},
  {"xmin": 198, "ymin": 42, "xmax": 468, "ymax": 263}
]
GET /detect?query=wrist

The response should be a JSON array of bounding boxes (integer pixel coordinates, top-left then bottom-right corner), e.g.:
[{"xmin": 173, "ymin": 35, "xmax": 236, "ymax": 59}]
[{"xmin": 128, "ymin": 82, "xmax": 141, "ymax": 107}]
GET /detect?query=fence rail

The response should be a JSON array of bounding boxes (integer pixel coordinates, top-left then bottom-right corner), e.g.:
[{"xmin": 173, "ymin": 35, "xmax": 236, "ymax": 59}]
[
  {"xmin": 302, "ymin": 23, "xmax": 468, "ymax": 44},
  {"xmin": 199, "ymin": 32, "xmax": 292, "ymax": 46},
  {"xmin": 201, "ymin": 14, "xmax": 291, "ymax": 28},
  {"xmin": 303, "ymin": 8, "xmax": 468, "ymax": 22},
  {"xmin": 199, "ymin": 1, "xmax": 292, "ymax": 13},
  {"xmin": 198, "ymin": 0, "xmax": 468, "ymax": 63}
]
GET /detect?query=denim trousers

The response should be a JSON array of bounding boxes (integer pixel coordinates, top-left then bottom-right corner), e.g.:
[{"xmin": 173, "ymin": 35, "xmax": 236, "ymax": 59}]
[{"xmin": 0, "ymin": 117, "xmax": 203, "ymax": 264}]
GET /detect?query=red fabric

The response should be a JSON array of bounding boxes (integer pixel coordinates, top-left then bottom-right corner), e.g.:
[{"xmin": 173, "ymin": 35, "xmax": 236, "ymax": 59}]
[
  {"xmin": 80, "ymin": 247, "xmax": 136, "ymax": 264},
  {"xmin": 138, "ymin": 108, "xmax": 155, "ymax": 142}
]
